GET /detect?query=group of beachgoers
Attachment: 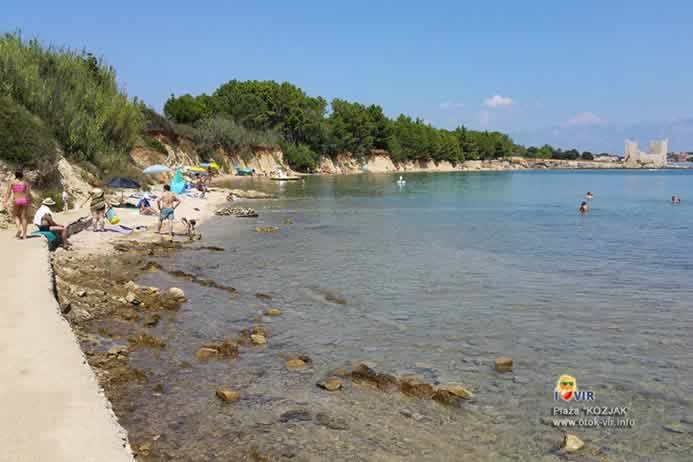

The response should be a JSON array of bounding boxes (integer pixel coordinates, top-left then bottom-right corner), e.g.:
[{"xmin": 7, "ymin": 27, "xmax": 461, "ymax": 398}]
[
  {"xmin": 4, "ymin": 170, "xmax": 70, "ymax": 244},
  {"xmin": 4, "ymin": 169, "xmax": 196, "ymax": 246},
  {"xmin": 579, "ymin": 191, "xmax": 682, "ymax": 214}
]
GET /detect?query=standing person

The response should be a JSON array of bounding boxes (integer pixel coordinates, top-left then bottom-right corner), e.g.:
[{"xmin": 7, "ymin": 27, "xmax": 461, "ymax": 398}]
[
  {"xmin": 4, "ymin": 170, "xmax": 31, "ymax": 239},
  {"xmin": 156, "ymin": 185, "xmax": 181, "ymax": 238},
  {"xmin": 81, "ymin": 188, "xmax": 107, "ymax": 231},
  {"xmin": 62, "ymin": 189, "xmax": 69, "ymax": 212},
  {"xmin": 33, "ymin": 198, "xmax": 70, "ymax": 247}
]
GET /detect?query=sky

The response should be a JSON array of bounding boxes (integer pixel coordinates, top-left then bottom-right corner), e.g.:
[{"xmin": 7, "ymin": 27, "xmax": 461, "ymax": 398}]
[{"xmin": 3, "ymin": 0, "xmax": 693, "ymax": 153}]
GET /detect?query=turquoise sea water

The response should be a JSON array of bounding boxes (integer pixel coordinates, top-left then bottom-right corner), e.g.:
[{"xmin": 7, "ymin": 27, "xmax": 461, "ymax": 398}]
[{"xmin": 131, "ymin": 170, "xmax": 693, "ymax": 461}]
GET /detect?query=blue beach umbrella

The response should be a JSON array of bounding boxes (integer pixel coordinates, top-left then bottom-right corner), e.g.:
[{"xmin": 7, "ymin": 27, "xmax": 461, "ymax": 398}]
[{"xmin": 143, "ymin": 164, "xmax": 171, "ymax": 174}]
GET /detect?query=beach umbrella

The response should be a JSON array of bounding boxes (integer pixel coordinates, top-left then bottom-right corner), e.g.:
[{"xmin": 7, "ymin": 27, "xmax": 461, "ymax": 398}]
[
  {"xmin": 143, "ymin": 164, "xmax": 171, "ymax": 174},
  {"xmin": 106, "ymin": 177, "xmax": 140, "ymax": 189}
]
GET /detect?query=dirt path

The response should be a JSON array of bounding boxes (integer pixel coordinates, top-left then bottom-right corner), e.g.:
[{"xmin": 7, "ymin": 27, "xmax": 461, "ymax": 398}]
[{"xmin": 0, "ymin": 230, "xmax": 135, "ymax": 462}]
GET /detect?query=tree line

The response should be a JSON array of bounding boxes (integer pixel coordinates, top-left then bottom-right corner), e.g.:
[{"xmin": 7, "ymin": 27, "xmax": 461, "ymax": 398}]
[
  {"xmin": 164, "ymin": 80, "xmax": 522, "ymax": 170},
  {"xmin": 0, "ymin": 31, "xmax": 607, "ymax": 178}
]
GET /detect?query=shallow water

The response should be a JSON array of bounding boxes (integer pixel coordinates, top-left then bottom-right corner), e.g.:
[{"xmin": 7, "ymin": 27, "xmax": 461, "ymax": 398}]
[{"xmin": 129, "ymin": 171, "xmax": 693, "ymax": 461}]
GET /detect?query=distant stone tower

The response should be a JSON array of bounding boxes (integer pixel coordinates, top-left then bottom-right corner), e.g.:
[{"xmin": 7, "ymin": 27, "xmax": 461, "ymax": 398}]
[{"xmin": 624, "ymin": 139, "xmax": 668, "ymax": 166}]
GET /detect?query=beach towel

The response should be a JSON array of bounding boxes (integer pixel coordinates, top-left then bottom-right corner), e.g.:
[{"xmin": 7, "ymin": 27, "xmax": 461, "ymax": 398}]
[
  {"xmin": 30, "ymin": 230, "xmax": 61, "ymax": 251},
  {"xmin": 170, "ymin": 169, "xmax": 187, "ymax": 194},
  {"xmin": 104, "ymin": 225, "xmax": 134, "ymax": 235}
]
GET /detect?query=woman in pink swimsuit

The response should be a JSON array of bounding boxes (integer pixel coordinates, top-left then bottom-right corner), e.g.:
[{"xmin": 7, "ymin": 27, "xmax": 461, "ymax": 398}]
[{"xmin": 5, "ymin": 171, "xmax": 31, "ymax": 239}]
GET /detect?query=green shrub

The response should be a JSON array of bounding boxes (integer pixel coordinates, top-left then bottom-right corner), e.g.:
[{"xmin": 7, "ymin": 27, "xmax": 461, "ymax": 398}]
[
  {"xmin": 0, "ymin": 32, "xmax": 141, "ymax": 166},
  {"xmin": 281, "ymin": 143, "xmax": 317, "ymax": 171},
  {"xmin": 172, "ymin": 123, "xmax": 198, "ymax": 141},
  {"xmin": 194, "ymin": 117, "xmax": 280, "ymax": 156},
  {"xmin": 0, "ymin": 95, "xmax": 56, "ymax": 168},
  {"xmin": 139, "ymin": 135, "xmax": 168, "ymax": 154}
]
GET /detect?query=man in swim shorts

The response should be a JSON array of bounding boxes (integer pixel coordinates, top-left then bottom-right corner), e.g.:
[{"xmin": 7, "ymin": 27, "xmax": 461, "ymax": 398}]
[{"xmin": 156, "ymin": 184, "xmax": 181, "ymax": 237}]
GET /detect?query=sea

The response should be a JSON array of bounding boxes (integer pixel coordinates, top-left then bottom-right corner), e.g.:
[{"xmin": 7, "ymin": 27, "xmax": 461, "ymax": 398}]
[{"xmin": 127, "ymin": 170, "xmax": 693, "ymax": 461}]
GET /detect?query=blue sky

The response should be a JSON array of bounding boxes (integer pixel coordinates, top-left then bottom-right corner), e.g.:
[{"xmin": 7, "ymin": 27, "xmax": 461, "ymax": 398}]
[{"xmin": 4, "ymin": 0, "xmax": 693, "ymax": 152}]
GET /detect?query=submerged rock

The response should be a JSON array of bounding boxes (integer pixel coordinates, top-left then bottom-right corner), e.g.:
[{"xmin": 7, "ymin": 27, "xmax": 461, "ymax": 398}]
[
  {"xmin": 279, "ymin": 409, "xmax": 312, "ymax": 423},
  {"xmin": 399, "ymin": 377, "xmax": 435, "ymax": 399},
  {"xmin": 128, "ymin": 332, "xmax": 166, "ymax": 349},
  {"xmin": 438, "ymin": 384, "xmax": 474, "ymax": 400},
  {"xmin": 286, "ymin": 359, "xmax": 307, "ymax": 369},
  {"xmin": 161, "ymin": 287, "xmax": 186, "ymax": 308},
  {"xmin": 255, "ymin": 226, "xmax": 279, "ymax": 233},
  {"xmin": 250, "ymin": 334, "xmax": 267, "ymax": 345},
  {"xmin": 143, "ymin": 313, "xmax": 160, "ymax": 327},
  {"xmin": 317, "ymin": 378, "xmax": 343, "ymax": 391},
  {"xmin": 215, "ymin": 207, "xmax": 258, "ymax": 217},
  {"xmin": 563, "ymin": 434, "xmax": 584, "ymax": 453},
  {"xmin": 264, "ymin": 308, "xmax": 282, "ymax": 316},
  {"xmin": 215, "ymin": 388, "xmax": 240, "ymax": 402},
  {"xmin": 315, "ymin": 413, "xmax": 348, "ymax": 430},
  {"xmin": 196, "ymin": 347, "xmax": 219, "ymax": 361},
  {"xmin": 351, "ymin": 364, "xmax": 399, "ymax": 393},
  {"xmin": 495, "ymin": 356, "xmax": 513, "ymax": 372},
  {"xmin": 256, "ymin": 292, "xmax": 273, "ymax": 300}
]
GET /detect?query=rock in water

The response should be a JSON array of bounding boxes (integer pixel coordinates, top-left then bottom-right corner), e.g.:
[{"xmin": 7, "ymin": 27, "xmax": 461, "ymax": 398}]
[
  {"xmin": 317, "ymin": 378, "xmax": 343, "ymax": 391},
  {"xmin": 495, "ymin": 356, "xmax": 513, "ymax": 372},
  {"xmin": 125, "ymin": 292, "xmax": 140, "ymax": 305},
  {"xmin": 279, "ymin": 410, "xmax": 312, "ymax": 423},
  {"xmin": 216, "ymin": 388, "xmax": 240, "ymax": 402},
  {"xmin": 399, "ymin": 377, "xmax": 435, "ymax": 399},
  {"xmin": 250, "ymin": 334, "xmax": 267, "ymax": 345},
  {"xmin": 264, "ymin": 308, "xmax": 282, "ymax": 316},
  {"xmin": 286, "ymin": 359, "xmax": 306, "ymax": 369},
  {"xmin": 143, "ymin": 313, "xmax": 160, "ymax": 327},
  {"xmin": 255, "ymin": 226, "xmax": 279, "ymax": 233},
  {"xmin": 440, "ymin": 384, "xmax": 474, "ymax": 400},
  {"xmin": 196, "ymin": 347, "xmax": 218, "ymax": 361},
  {"xmin": 563, "ymin": 434, "xmax": 584, "ymax": 452},
  {"xmin": 162, "ymin": 287, "xmax": 186, "ymax": 307}
]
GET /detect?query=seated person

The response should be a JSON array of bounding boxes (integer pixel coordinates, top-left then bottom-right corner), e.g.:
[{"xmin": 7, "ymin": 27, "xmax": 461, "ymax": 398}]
[
  {"xmin": 33, "ymin": 198, "xmax": 70, "ymax": 246},
  {"xmin": 137, "ymin": 197, "xmax": 157, "ymax": 215}
]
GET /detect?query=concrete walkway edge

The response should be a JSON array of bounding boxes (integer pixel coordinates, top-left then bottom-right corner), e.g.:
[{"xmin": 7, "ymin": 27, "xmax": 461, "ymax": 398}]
[{"xmin": 0, "ymin": 234, "xmax": 134, "ymax": 462}]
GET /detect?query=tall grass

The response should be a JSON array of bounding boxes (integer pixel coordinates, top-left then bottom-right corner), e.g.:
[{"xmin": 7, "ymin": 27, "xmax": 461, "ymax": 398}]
[{"xmin": 0, "ymin": 32, "xmax": 142, "ymax": 171}]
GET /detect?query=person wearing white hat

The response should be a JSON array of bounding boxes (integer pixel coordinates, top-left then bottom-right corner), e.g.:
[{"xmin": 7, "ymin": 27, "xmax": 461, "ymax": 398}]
[{"xmin": 33, "ymin": 198, "xmax": 70, "ymax": 246}]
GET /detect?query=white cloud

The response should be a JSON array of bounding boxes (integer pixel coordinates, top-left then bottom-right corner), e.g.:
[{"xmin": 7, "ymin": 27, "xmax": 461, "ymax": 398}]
[
  {"xmin": 561, "ymin": 112, "xmax": 605, "ymax": 128},
  {"xmin": 439, "ymin": 100, "xmax": 464, "ymax": 110},
  {"xmin": 479, "ymin": 110, "xmax": 490, "ymax": 127},
  {"xmin": 483, "ymin": 95, "xmax": 514, "ymax": 108}
]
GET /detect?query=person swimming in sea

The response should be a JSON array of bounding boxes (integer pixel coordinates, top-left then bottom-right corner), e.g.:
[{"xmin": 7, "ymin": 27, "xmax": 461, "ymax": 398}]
[
  {"xmin": 586, "ymin": 192, "xmax": 593, "ymax": 201},
  {"xmin": 672, "ymin": 195, "xmax": 681, "ymax": 204},
  {"xmin": 579, "ymin": 201, "xmax": 589, "ymax": 214}
]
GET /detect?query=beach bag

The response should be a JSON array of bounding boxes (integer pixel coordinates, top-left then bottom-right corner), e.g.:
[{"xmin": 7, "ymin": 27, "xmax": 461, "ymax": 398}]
[{"xmin": 106, "ymin": 207, "xmax": 120, "ymax": 225}]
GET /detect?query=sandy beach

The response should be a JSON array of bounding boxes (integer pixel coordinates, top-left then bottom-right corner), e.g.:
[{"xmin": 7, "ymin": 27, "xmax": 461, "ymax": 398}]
[{"xmin": 0, "ymin": 188, "xmax": 230, "ymax": 461}]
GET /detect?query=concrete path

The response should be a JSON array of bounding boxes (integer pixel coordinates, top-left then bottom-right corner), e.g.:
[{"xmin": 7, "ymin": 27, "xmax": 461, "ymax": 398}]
[{"xmin": 0, "ymin": 232, "xmax": 134, "ymax": 462}]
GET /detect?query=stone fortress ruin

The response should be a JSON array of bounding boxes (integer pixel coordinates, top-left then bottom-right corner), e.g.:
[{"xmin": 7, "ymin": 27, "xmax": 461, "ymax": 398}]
[{"xmin": 624, "ymin": 139, "xmax": 668, "ymax": 166}]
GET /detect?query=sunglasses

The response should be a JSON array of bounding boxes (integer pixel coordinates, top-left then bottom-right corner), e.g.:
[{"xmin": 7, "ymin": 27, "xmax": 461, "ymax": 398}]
[{"xmin": 560, "ymin": 381, "xmax": 574, "ymax": 387}]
